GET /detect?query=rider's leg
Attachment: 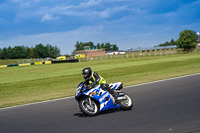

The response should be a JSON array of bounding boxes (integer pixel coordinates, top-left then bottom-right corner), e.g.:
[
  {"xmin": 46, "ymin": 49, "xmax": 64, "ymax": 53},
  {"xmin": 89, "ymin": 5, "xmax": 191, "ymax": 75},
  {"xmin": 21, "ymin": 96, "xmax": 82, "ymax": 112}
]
[{"xmin": 101, "ymin": 83, "xmax": 118, "ymax": 99}]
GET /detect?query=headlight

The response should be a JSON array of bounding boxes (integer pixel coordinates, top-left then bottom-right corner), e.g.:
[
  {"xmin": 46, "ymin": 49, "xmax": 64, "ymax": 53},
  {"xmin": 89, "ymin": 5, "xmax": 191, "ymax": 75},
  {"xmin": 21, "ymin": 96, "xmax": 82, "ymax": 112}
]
[
  {"xmin": 75, "ymin": 85, "xmax": 82, "ymax": 96},
  {"xmin": 75, "ymin": 89, "xmax": 80, "ymax": 96}
]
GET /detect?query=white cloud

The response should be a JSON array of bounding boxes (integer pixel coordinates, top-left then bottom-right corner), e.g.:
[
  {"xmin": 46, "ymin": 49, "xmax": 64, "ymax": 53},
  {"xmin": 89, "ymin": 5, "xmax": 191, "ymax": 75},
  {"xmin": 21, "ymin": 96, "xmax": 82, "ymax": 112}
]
[
  {"xmin": 47, "ymin": 0, "xmax": 102, "ymax": 12},
  {"xmin": 94, "ymin": 9, "xmax": 111, "ymax": 19},
  {"xmin": 0, "ymin": 23, "xmax": 167, "ymax": 54},
  {"xmin": 1, "ymin": 0, "xmax": 199, "ymax": 53},
  {"xmin": 41, "ymin": 13, "xmax": 59, "ymax": 22},
  {"xmin": 8, "ymin": 0, "xmax": 31, "ymax": 7},
  {"xmin": 7, "ymin": 0, "xmax": 137, "ymax": 22},
  {"xmin": 45, "ymin": 4, "xmax": 132, "ymax": 20},
  {"xmin": 0, "ymin": 26, "xmax": 105, "ymax": 54},
  {"xmin": 78, "ymin": 0, "xmax": 102, "ymax": 8}
]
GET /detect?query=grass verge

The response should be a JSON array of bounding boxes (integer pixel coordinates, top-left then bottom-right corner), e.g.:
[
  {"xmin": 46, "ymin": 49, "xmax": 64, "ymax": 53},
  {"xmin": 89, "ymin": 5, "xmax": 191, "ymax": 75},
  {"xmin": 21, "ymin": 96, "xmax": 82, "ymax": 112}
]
[{"xmin": 0, "ymin": 53, "xmax": 200, "ymax": 108}]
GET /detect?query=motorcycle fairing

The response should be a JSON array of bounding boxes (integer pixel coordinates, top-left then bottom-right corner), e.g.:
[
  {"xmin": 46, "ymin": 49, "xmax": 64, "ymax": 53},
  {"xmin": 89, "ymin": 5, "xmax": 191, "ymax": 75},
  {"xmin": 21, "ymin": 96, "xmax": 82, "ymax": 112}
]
[
  {"xmin": 83, "ymin": 85, "xmax": 120, "ymax": 111},
  {"xmin": 109, "ymin": 82, "xmax": 122, "ymax": 90}
]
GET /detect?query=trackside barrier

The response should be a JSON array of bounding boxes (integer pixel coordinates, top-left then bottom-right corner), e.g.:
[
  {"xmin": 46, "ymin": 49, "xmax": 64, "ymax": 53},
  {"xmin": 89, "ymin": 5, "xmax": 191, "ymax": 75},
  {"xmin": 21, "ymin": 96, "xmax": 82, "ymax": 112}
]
[
  {"xmin": 45, "ymin": 61, "xmax": 52, "ymax": 64},
  {"xmin": 7, "ymin": 64, "xmax": 18, "ymax": 67},
  {"xmin": 34, "ymin": 62, "xmax": 43, "ymax": 65},
  {"xmin": 18, "ymin": 63, "xmax": 31, "ymax": 66},
  {"xmin": 0, "ymin": 65, "xmax": 7, "ymax": 68},
  {"xmin": 0, "ymin": 59, "xmax": 77, "ymax": 68},
  {"xmin": 52, "ymin": 59, "xmax": 79, "ymax": 63}
]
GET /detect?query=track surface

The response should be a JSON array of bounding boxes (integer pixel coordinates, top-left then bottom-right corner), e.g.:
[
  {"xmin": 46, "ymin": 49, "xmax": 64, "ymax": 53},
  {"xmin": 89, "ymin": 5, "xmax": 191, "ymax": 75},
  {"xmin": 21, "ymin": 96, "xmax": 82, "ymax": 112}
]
[{"xmin": 1, "ymin": 74, "xmax": 200, "ymax": 133}]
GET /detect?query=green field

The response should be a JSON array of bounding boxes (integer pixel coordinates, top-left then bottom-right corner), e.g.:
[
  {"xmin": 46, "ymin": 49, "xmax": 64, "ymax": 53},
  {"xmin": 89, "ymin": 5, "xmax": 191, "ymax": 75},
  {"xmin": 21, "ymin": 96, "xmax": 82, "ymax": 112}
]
[{"xmin": 0, "ymin": 53, "xmax": 200, "ymax": 108}]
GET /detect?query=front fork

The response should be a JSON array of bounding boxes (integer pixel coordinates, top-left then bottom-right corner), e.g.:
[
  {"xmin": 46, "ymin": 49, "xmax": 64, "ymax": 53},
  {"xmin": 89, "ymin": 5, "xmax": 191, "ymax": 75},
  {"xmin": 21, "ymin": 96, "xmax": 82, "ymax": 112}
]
[
  {"xmin": 88, "ymin": 97, "xmax": 92, "ymax": 106},
  {"xmin": 86, "ymin": 97, "xmax": 92, "ymax": 106}
]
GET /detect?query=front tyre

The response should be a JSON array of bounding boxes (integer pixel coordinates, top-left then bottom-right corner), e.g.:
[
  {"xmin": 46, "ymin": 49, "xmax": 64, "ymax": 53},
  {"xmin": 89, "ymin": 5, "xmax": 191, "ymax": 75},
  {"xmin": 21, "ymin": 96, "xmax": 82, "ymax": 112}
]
[
  {"xmin": 79, "ymin": 97, "xmax": 100, "ymax": 116},
  {"xmin": 119, "ymin": 93, "xmax": 133, "ymax": 110}
]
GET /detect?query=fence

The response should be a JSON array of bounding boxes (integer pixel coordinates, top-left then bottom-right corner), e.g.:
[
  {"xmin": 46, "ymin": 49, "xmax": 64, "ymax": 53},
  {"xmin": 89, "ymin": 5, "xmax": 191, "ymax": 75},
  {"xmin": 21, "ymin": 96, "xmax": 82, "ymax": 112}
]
[
  {"xmin": 79, "ymin": 48, "xmax": 200, "ymax": 62},
  {"xmin": 1, "ymin": 48, "xmax": 200, "ymax": 65}
]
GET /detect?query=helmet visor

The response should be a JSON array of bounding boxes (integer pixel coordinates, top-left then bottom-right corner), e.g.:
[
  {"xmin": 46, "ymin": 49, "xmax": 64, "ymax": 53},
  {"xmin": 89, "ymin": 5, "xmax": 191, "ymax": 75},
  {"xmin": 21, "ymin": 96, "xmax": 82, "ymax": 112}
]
[{"xmin": 83, "ymin": 73, "xmax": 88, "ymax": 79}]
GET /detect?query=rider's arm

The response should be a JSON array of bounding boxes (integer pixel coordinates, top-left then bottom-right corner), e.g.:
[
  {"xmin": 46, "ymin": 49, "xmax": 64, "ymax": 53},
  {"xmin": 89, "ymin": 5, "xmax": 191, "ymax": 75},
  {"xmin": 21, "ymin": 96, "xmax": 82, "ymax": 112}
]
[
  {"xmin": 84, "ymin": 78, "xmax": 90, "ymax": 88},
  {"xmin": 90, "ymin": 72, "xmax": 100, "ymax": 88}
]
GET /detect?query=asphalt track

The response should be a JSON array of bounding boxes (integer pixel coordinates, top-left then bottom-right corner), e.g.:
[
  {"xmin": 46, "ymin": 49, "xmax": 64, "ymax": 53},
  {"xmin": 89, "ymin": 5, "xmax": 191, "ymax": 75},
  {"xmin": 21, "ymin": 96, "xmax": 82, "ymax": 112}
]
[{"xmin": 0, "ymin": 73, "xmax": 200, "ymax": 133}]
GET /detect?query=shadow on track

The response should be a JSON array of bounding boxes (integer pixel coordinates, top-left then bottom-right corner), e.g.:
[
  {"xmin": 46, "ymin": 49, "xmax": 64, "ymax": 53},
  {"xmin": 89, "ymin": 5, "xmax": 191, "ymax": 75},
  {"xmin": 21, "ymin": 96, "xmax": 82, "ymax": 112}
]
[{"xmin": 74, "ymin": 108, "xmax": 125, "ymax": 117}]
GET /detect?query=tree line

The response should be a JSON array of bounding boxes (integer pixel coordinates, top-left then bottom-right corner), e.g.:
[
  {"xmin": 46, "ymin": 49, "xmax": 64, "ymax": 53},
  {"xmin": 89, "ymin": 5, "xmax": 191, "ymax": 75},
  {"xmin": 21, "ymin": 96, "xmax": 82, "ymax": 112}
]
[
  {"xmin": 157, "ymin": 30, "xmax": 199, "ymax": 52},
  {"xmin": 0, "ymin": 30, "xmax": 198, "ymax": 59},
  {"xmin": 0, "ymin": 44, "xmax": 60, "ymax": 59},
  {"xmin": 73, "ymin": 41, "xmax": 119, "ymax": 54},
  {"xmin": 157, "ymin": 38, "xmax": 177, "ymax": 47}
]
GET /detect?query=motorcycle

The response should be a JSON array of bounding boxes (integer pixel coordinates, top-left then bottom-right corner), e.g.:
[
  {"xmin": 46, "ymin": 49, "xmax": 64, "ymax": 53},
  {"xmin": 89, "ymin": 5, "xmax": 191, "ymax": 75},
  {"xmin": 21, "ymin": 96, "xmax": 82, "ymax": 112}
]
[{"xmin": 75, "ymin": 82, "xmax": 133, "ymax": 116}]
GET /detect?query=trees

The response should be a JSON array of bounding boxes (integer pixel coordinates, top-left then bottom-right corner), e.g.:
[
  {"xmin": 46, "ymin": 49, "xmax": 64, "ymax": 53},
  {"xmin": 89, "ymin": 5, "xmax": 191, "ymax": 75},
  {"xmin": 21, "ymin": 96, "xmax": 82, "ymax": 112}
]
[
  {"xmin": 170, "ymin": 39, "xmax": 176, "ymax": 45},
  {"xmin": 104, "ymin": 43, "xmax": 111, "ymax": 51},
  {"xmin": 75, "ymin": 41, "xmax": 95, "ymax": 51},
  {"xmin": 34, "ymin": 43, "xmax": 48, "ymax": 58},
  {"xmin": 104, "ymin": 43, "xmax": 119, "ymax": 51},
  {"xmin": 101, "ymin": 43, "xmax": 104, "ymax": 49},
  {"xmin": 51, "ymin": 45, "xmax": 60, "ymax": 58},
  {"xmin": 157, "ymin": 30, "xmax": 198, "ymax": 53},
  {"xmin": 112, "ymin": 44, "xmax": 118, "ymax": 51},
  {"xmin": 0, "ymin": 44, "xmax": 60, "ymax": 59},
  {"xmin": 1, "ymin": 48, "xmax": 8, "ymax": 59},
  {"xmin": 158, "ymin": 39, "xmax": 177, "ymax": 47},
  {"xmin": 11, "ymin": 46, "xmax": 27, "ymax": 59},
  {"xmin": 97, "ymin": 43, "xmax": 101, "ymax": 49},
  {"xmin": 27, "ymin": 47, "xmax": 35, "ymax": 58},
  {"xmin": 177, "ymin": 30, "xmax": 198, "ymax": 53},
  {"xmin": 73, "ymin": 41, "xmax": 119, "ymax": 54}
]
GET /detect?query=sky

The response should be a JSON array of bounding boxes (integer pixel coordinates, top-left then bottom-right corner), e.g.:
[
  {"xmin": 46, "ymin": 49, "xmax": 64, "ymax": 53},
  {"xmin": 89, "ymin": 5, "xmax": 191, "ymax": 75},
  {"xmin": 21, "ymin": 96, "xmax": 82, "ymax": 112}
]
[{"xmin": 0, "ymin": 0, "xmax": 200, "ymax": 55}]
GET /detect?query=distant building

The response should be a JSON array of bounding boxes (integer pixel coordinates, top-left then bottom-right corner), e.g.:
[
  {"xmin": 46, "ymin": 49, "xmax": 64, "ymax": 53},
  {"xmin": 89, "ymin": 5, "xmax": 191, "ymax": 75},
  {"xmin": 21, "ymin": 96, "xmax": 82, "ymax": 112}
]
[
  {"xmin": 75, "ymin": 48, "xmax": 106, "ymax": 58},
  {"xmin": 106, "ymin": 51, "xmax": 126, "ymax": 55},
  {"xmin": 126, "ymin": 46, "xmax": 177, "ymax": 53}
]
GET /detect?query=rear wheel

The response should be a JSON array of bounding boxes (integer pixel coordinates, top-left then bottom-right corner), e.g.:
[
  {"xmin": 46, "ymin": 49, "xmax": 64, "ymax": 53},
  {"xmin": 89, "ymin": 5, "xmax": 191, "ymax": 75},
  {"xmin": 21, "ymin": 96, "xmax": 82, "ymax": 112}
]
[
  {"xmin": 79, "ymin": 97, "xmax": 100, "ymax": 116},
  {"xmin": 119, "ymin": 93, "xmax": 133, "ymax": 110}
]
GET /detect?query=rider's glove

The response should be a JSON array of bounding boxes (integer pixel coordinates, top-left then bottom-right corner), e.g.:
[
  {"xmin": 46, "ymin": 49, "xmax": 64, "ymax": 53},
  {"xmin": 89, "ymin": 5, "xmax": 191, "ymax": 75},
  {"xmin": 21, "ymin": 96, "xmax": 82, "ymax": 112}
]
[
  {"xmin": 86, "ymin": 84, "xmax": 92, "ymax": 89},
  {"xmin": 90, "ymin": 83, "xmax": 95, "ymax": 88}
]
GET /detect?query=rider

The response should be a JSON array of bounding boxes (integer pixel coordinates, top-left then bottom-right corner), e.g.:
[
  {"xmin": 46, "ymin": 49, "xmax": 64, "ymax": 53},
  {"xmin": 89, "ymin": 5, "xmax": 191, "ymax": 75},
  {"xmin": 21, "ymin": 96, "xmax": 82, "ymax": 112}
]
[{"xmin": 82, "ymin": 67, "xmax": 118, "ymax": 100}]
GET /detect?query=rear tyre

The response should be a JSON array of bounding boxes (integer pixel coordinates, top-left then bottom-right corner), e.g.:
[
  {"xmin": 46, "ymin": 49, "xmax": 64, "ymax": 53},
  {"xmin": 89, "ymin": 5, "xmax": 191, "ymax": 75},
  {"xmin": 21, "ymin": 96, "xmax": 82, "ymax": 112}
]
[
  {"xmin": 119, "ymin": 93, "xmax": 133, "ymax": 110},
  {"xmin": 79, "ymin": 97, "xmax": 100, "ymax": 116}
]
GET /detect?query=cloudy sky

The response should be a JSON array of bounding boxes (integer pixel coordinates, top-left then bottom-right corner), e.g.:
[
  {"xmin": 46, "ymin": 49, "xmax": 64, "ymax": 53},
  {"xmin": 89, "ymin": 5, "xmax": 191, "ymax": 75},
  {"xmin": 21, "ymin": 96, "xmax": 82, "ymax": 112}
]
[{"xmin": 0, "ymin": 0, "xmax": 200, "ymax": 54}]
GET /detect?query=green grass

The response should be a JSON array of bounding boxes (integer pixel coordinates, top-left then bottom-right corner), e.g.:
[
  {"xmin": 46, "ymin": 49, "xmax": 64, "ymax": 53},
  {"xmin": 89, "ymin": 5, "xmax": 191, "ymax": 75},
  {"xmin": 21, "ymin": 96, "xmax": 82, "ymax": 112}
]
[{"xmin": 0, "ymin": 53, "xmax": 200, "ymax": 108}]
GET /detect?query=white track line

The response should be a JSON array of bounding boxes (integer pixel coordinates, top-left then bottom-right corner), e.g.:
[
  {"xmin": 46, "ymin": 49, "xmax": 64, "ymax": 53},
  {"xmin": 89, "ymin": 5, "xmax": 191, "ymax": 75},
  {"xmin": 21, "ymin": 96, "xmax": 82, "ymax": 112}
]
[
  {"xmin": 125, "ymin": 73, "xmax": 200, "ymax": 88},
  {"xmin": 1, "ymin": 73, "xmax": 200, "ymax": 111},
  {"xmin": 0, "ymin": 96, "xmax": 75, "ymax": 111}
]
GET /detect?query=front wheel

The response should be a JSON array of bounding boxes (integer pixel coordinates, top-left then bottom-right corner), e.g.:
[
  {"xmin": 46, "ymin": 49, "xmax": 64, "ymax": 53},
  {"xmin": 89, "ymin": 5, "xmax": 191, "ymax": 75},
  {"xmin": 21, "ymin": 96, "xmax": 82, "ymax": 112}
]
[
  {"xmin": 79, "ymin": 97, "xmax": 100, "ymax": 116},
  {"xmin": 119, "ymin": 93, "xmax": 133, "ymax": 110}
]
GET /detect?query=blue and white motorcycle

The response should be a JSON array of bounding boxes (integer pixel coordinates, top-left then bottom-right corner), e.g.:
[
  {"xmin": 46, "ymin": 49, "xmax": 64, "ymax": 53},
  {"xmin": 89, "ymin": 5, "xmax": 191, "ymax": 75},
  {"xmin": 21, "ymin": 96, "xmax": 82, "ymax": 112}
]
[{"xmin": 75, "ymin": 82, "xmax": 133, "ymax": 116}]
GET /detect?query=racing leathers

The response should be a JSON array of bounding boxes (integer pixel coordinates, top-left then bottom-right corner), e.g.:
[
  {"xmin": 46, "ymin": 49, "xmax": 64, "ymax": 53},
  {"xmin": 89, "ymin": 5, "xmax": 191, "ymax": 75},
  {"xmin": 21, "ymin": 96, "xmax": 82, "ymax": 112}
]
[{"xmin": 84, "ymin": 72, "xmax": 118, "ymax": 99}]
